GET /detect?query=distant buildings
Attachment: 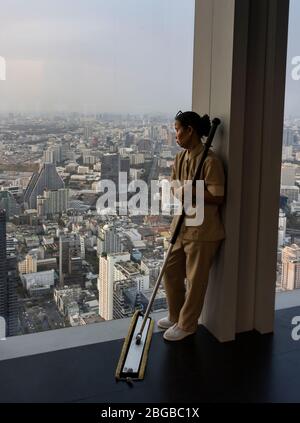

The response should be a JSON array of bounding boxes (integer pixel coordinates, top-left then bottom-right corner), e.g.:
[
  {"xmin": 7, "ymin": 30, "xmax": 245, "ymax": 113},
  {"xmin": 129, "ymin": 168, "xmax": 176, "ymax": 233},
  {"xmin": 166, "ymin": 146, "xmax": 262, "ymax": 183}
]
[
  {"xmin": 54, "ymin": 285, "xmax": 100, "ymax": 326},
  {"xmin": 0, "ymin": 113, "xmax": 179, "ymax": 335},
  {"xmin": 278, "ymin": 127, "xmax": 300, "ymax": 292}
]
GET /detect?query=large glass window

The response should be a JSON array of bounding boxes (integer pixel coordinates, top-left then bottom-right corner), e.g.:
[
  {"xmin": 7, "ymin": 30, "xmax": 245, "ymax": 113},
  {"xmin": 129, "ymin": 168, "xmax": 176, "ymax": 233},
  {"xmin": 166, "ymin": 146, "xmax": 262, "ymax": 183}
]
[
  {"xmin": 276, "ymin": 0, "xmax": 300, "ymax": 309},
  {"xmin": 0, "ymin": 0, "xmax": 195, "ymax": 337}
]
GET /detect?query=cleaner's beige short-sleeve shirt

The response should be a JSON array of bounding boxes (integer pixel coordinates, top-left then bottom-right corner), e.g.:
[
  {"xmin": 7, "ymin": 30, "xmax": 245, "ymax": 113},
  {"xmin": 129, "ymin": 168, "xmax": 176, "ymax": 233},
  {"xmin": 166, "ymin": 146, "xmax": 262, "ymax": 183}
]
[{"xmin": 170, "ymin": 142, "xmax": 226, "ymax": 241}]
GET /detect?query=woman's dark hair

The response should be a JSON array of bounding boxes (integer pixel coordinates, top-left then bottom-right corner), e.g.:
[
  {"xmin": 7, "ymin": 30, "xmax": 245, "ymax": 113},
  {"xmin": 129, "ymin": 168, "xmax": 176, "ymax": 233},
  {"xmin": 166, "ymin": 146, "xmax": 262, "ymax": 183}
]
[{"xmin": 175, "ymin": 110, "xmax": 211, "ymax": 138}]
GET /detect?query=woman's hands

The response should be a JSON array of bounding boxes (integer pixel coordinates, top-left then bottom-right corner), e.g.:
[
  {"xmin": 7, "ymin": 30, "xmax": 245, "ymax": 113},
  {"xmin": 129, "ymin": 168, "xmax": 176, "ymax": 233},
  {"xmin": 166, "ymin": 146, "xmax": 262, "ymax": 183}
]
[{"xmin": 173, "ymin": 183, "xmax": 224, "ymax": 206}]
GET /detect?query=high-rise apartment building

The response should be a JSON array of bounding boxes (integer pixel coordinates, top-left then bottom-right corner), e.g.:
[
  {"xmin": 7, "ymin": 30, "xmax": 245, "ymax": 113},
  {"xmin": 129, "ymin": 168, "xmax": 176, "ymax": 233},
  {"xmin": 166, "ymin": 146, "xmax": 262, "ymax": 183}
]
[
  {"xmin": 0, "ymin": 209, "xmax": 19, "ymax": 337},
  {"xmin": 0, "ymin": 210, "xmax": 7, "ymax": 333},
  {"xmin": 281, "ymin": 244, "xmax": 300, "ymax": 290},
  {"xmin": 278, "ymin": 210, "xmax": 287, "ymax": 248},
  {"xmin": 98, "ymin": 252, "xmax": 130, "ymax": 320},
  {"xmin": 37, "ymin": 188, "xmax": 69, "ymax": 217},
  {"xmin": 43, "ymin": 145, "xmax": 62, "ymax": 165},
  {"xmin": 6, "ymin": 254, "xmax": 19, "ymax": 336},
  {"xmin": 97, "ymin": 224, "xmax": 122, "ymax": 256}
]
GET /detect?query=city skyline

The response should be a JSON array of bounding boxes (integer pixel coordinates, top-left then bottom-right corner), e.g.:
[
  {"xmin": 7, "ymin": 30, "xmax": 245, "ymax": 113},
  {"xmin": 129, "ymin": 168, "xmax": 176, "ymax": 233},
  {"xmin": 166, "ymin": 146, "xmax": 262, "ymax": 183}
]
[
  {"xmin": 0, "ymin": 0, "xmax": 299, "ymax": 338},
  {"xmin": 0, "ymin": 112, "xmax": 175, "ymax": 336}
]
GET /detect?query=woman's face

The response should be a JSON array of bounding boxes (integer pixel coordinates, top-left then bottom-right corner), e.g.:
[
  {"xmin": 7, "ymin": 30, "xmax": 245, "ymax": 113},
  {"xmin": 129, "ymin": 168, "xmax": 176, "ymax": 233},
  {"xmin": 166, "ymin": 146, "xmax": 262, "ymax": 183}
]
[{"xmin": 175, "ymin": 120, "xmax": 193, "ymax": 149}]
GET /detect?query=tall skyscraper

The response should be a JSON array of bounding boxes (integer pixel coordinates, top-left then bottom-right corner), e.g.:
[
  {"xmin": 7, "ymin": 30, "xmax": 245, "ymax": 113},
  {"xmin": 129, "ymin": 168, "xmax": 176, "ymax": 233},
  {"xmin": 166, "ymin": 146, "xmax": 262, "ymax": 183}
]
[
  {"xmin": 0, "ymin": 210, "xmax": 7, "ymax": 332},
  {"xmin": 59, "ymin": 234, "xmax": 83, "ymax": 287},
  {"xmin": 0, "ymin": 190, "xmax": 21, "ymax": 218},
  {"xmin": 120, "ymin": 157, "xmax": 130, "ymax": 195},
  {"xmin": 84, "ymin": 126, "xmax": 92, "ymax": 141},
  {"xmin": 24, "ymin": 163, "xmax": 64, "ymax": 209},
  {"xmin": 6, "ymin": 254, "xmax": 19, "ymax": 336},
  {"xmin": 278, "ymin": 210, "xmax": 287, "ymax": 248},
  {"xmin": 0, "ymin": 209, "xmax": 19, "ymax": 337},
  {"xmin": 101, "ymin": 153, "xmax": 120, "ymax": 195},
  {"xmin": 98, "ymin": 252, "xmax": 130, "ymax": 320}
]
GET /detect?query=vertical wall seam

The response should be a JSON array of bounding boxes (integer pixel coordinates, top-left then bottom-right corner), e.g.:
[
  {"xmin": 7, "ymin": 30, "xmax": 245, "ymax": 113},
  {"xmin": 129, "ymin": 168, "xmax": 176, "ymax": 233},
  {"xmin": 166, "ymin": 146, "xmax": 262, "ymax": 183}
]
[
  {"xmin": 209, "ymin": 0, "xmax": 215, "ymax": 113},
  {"xmin": 250, "ymin": 0, "xmax": 270, "ymax": 329}
]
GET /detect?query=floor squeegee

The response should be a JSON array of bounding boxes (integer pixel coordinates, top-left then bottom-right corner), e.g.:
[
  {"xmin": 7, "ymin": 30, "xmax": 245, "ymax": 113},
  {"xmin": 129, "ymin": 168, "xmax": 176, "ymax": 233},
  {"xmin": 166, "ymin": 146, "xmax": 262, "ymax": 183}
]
[{"xmin": 115, "ymin": 117, "xmax": 221, "ymax": 383}]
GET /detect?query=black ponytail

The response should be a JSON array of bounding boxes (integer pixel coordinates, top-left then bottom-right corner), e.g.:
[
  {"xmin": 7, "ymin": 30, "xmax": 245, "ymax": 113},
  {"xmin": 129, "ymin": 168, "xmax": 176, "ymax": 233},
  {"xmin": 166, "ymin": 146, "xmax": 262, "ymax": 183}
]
[{"xmin": 175, "ymin": 110, "xmax": 211, "ymax": 138}]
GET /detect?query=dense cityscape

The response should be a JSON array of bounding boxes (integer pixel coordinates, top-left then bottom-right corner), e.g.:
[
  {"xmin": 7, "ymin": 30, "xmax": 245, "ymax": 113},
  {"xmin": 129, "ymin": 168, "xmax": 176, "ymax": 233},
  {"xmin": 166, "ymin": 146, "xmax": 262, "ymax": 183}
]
[
  {"xmin": 277, "ymin": 117, "xmax": 300, "ymax": 292},
  {"xmin": 0, "ymin": 110, "xmax": 299, "ymax": 337},
  {"xmin": 0, "ymin": 112, "xmax": 178, "ymax": 336}
]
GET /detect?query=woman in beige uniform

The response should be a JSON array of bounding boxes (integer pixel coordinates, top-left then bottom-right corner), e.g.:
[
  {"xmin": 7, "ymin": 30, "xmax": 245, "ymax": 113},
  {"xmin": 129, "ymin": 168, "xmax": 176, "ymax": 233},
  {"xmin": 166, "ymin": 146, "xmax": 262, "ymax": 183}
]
[{"xmin": 159, "ymin": 111, "xmax": 226, "ymax": 341}]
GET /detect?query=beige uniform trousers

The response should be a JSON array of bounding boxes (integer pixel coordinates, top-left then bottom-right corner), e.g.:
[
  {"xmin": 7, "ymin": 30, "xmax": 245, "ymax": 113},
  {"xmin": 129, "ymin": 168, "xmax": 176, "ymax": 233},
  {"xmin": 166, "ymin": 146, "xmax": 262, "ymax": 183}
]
[{"xmin": 163, "ymin": 233, "xmax": 221, "ymax": 333}]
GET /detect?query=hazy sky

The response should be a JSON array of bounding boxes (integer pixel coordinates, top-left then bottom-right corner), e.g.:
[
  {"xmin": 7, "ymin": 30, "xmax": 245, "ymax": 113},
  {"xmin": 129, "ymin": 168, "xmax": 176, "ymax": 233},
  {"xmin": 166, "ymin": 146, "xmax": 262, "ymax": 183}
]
[
  {"xmin": 284, "ymin": 0, "xmax": 300, "ymax": 118},
  {"xmin": 0, "ymin": 0, "xmax": 195, "ymax": 114},
  {"xmin": 0, "ymin": 0, "xmax": 299, "ymax": 116}
]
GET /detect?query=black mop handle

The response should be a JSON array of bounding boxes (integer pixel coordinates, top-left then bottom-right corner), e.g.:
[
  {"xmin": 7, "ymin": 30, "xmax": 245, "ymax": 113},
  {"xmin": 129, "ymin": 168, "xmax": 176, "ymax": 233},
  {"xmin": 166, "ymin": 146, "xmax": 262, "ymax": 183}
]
[{"xmin": 169, "ymin": 117, "xmax": 221, "ymax": 245}]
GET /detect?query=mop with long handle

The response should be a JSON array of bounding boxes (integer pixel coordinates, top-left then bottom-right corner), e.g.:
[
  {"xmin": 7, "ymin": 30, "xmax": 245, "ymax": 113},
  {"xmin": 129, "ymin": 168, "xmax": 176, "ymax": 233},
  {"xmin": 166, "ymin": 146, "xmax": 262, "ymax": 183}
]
[{"xmin": 115, "ymin": 118, "xmax": 221, "ymax": 382}]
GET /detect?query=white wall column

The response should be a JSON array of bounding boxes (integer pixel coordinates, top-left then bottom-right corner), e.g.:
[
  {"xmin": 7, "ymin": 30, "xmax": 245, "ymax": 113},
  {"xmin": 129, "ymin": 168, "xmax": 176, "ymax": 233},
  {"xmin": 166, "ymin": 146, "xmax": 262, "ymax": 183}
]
[{"xmin": 193, "ymin": 0, "xmax": 289, "ymax": 341}]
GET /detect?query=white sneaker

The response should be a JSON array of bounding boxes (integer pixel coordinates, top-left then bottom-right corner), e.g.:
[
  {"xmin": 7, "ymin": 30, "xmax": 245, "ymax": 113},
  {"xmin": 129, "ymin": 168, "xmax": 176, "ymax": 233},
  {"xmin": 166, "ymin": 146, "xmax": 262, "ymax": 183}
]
[
  {"xmin": 163, "ymin": 323, "xmax": 195, "ymax": 341},
  {"xmin": 157, "ymin": 316, "xmax": 176, "ymax": 330}
]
